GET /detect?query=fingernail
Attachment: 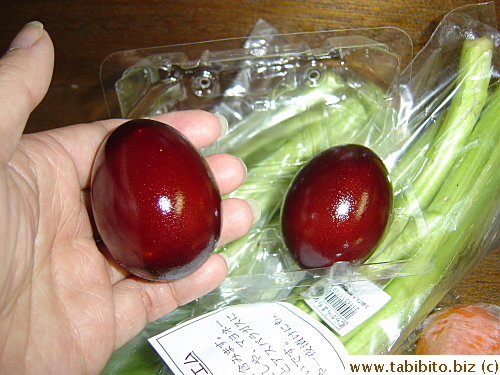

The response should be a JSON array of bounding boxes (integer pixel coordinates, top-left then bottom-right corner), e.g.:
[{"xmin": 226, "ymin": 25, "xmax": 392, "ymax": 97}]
[
  {"xmin": 214, "ymin": 113, "xmax": 228, "ymax": 137},
  {"xmin": 219, "ymin": 252, "xmax": 230, "ymax": 269},
  {"xmin": 245, "ymin": 198, "xmax": 261, "ymax": 224},
  {"xmin": 9, "ymin": 21, "xmax": 44, "ymax": 51},
  {"xmin": 237, "ymin": 157, "xmax": 248, "ymax": 180}
]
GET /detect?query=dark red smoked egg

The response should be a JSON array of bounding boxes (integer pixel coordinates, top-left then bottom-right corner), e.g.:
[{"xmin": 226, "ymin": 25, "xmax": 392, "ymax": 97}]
[
  {"xmin": 91, "ymin": 119, "xmax": 222, "ymax": 281},
  {"xmin": 281, "ymin": 144, "xmax": 392, "ymax": 269}
]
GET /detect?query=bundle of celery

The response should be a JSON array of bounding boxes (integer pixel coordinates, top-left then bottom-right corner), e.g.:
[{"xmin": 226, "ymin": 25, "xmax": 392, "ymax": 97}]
[
  {"xmin": 214, "ymin": 28, "xmax": 499, "ymax": 356},
  {"xmin": 101, "ymin": 5, "xmax": 498, "ymax": 373},
  {"xmin": 298, "ymin": 34, "xmax": 499, "ymax": 354}
]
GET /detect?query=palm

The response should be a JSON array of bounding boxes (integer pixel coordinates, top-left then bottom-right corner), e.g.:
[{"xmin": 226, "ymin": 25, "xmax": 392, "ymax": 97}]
[{"xmin": 2, "ymin": 131, "xmax": 116, "ymax": 374}]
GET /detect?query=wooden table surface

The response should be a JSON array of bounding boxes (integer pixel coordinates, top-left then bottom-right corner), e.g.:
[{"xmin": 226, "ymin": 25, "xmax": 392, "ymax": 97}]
[{"xmin": 1, "ymin": 0, "xmax": 498, "ymax": 306}]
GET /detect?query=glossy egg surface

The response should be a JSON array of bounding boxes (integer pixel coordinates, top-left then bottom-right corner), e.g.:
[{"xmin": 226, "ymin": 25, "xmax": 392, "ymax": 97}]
[
  {"xmin": 91, "ymin": 119, "xmax": 222, "ymax": 281},
  {"xmin": 281, "ymin": 144, "xmax": 392, "ymax": 269}
]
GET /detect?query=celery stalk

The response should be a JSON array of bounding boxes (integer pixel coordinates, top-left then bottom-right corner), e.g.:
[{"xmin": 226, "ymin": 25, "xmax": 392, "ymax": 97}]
[
  {"xmin": 202, "ymin": 70, "xmax": 345, "ymax": 159},
  {"xmin": 408, "ymin": 37, "xmax": 493, "ymax": 210},
  {"xmin": 299, "ymin": 86, "xmax": 499, "ymax": 354},
  {"xmin": 344, "ymin": 142, "xmax": 499, "ymax": 354},
  {"xmin": 367, "ymin": 36, "xmax": 495, "ymax": 263}
]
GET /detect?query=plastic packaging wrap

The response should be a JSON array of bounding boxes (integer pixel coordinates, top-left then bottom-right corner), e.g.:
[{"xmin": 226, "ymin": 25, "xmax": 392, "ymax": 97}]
[
  {"xmin": 100, "ymin": 3, "xmax": 499, "ymax": 373},
  {"xmin": 100, "ymin": 20, "xmax": 428, "ymax": 297}
]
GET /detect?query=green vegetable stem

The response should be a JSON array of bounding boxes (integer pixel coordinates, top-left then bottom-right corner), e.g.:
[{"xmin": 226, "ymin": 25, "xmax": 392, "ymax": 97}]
[{"xmin": 303, "ymin": 36, "xmax": 499, "ymax": 354}]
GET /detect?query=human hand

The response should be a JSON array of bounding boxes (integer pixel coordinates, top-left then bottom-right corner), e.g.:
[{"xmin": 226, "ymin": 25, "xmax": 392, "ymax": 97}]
[{"xmin": 0, "ymin": 22, "xmax": 257, "ymax": 375}]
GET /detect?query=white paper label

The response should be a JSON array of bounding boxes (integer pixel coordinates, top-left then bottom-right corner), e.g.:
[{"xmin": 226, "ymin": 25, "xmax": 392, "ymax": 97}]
[
  {"xmin": 305, "ymin": 279, "xmax": 391, "ymax": 336},
  {"xmin": 149, "ymin": 302, "xmax": 349, "ymax": 375}
]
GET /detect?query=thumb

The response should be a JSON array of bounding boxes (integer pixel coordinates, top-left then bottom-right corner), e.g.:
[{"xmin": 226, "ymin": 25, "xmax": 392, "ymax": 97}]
[{"xmin": 0, "ymin": 21, "xmax": 54, "ymax": 164}]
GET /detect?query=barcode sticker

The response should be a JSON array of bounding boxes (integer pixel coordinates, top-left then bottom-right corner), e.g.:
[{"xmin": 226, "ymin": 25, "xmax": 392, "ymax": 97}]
[{"xmin": 305, "ymin": 278, "xmax": 391, "ymax": 336}]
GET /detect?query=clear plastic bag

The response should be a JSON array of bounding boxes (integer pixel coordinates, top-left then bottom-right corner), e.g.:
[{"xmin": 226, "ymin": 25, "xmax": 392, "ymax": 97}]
[
  {"xmin": 332, "ymin": 1, "xmax": 499, "ymax": 355},
  {"xmin": 100, "ymin": 2, "xmax": 499, "ymax": 373}
]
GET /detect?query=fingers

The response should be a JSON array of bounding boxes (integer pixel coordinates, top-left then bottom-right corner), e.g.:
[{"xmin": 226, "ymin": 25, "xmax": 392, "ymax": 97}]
[
  {"xmin": 220, "ymin": 198, "xmax": 260, "ymax": 245},
  {"xmin": 112, "ymin": 253, "xmax": 228, "ymax": 349},
  {"xmin": 109, "ymin": 197, "xmax": 258, "ymax": 349},
  {"xmin": 152, "ymin": 111, "xmax": 228, "ymax": 149},
  {"xmin": 205, "ymin": 153, "xmax": 246, "ymax": 195},
  {"xmin": 36, "ymin": 110, "xmax": 227, "ymax": 189},
  {"xmin": 0, "ymin": 22, "xmax": 54, "ymax": 164}
]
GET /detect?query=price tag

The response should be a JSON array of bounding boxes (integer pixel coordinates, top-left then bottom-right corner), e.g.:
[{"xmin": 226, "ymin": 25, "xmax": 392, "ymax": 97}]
[
  {"xmin": 305, "ymin": 278, "xmax": 391, "ymax": 336},
  {"xmin": 149, "ymin": 302, "xmax": 349, "ymax": 375}
]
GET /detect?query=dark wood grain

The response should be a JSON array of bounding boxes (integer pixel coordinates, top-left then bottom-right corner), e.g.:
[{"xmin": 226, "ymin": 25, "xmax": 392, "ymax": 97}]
[{"xmin": 0, "ymin": 0, "xmax": 498, "ymax": 305}]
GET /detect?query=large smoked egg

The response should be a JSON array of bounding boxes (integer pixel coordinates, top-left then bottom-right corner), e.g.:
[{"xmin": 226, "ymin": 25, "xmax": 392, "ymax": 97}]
[
  {"xmin": 91, "ymin": 119, "xmax": 222, "ymax": 281},
  {"xmin": 281, "ymin": 144, "xmax": 392, "ymax": 269}
]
